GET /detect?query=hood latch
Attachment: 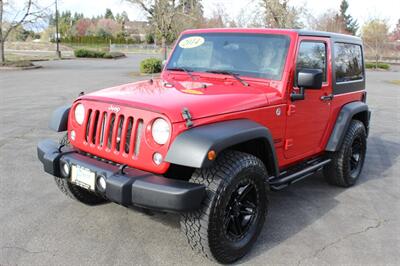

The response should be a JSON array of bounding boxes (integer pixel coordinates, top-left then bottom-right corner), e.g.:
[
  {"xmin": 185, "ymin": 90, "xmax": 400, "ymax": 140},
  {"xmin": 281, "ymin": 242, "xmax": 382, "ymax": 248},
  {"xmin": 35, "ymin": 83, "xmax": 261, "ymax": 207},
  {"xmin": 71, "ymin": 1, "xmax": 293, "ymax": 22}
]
[{"xmin": 182, "ymin": 107, "xmax": 193, "ymax": 128}]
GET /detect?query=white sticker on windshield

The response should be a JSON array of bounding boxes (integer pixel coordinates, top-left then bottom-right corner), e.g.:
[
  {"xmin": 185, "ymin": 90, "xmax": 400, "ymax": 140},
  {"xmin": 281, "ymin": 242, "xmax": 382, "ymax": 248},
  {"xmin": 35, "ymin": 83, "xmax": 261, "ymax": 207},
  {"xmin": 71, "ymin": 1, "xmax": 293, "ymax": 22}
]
[{"xmin": 179, "ymin": 36, "xmax": 205, "ymax": 49}]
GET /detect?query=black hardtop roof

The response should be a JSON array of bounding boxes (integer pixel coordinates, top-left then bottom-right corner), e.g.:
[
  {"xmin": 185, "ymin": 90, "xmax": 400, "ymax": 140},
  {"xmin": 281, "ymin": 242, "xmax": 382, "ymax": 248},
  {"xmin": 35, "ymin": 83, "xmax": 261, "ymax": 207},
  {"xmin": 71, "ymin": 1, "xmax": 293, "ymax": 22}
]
[{"xmin": 295, "ymin": 29, "xmax": 362, "ymax": 44}]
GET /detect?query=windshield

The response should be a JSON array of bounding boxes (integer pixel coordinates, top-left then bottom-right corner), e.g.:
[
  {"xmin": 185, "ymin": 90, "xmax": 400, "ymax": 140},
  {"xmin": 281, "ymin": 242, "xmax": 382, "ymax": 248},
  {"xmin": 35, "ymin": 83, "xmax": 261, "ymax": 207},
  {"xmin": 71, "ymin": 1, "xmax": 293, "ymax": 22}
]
[{"xmin": 166, "ymin": 33, "xmax": 290, "ymax": 80}]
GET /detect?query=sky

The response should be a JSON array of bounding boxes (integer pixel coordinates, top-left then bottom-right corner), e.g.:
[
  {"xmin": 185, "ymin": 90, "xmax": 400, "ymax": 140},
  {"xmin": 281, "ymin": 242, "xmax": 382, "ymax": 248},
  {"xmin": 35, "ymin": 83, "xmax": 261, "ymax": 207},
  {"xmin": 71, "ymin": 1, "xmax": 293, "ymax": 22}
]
[{"xmin": 13, "ymin": 0, "xmax": 400, "ymax": 29}]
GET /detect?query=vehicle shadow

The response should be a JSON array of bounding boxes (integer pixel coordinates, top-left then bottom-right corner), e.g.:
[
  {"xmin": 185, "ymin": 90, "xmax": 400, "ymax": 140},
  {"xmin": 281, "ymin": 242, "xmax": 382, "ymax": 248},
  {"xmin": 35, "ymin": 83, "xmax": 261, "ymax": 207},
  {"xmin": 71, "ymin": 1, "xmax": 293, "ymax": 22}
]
[
  {"xmin": 242, "ymin": 135, "xmax": 400, "ymax": 262},
  {"xmin": 130, "ymin": 135, "xmax": 400, "ymax": 262}
]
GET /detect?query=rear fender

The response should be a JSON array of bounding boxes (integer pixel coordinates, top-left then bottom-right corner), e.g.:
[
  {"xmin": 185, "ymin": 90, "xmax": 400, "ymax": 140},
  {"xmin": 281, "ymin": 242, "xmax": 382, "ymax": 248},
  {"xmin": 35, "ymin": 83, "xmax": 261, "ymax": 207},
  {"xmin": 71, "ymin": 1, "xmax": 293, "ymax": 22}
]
[{"xmin": 326, "ymin": 101, "xmax": 370, "ymax": 152}]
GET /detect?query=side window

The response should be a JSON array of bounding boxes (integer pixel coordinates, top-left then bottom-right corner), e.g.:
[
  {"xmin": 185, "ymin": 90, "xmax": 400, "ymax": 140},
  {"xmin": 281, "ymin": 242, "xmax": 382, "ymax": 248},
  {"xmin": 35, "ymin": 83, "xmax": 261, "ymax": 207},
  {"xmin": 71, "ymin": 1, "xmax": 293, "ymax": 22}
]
[
  {"xmin": 296, "ymin": 41, "xmax": 327, "ymax": 82},
  {"xmin": 334, "ymin": 43, "xmax": 363, "ymax": 83}
]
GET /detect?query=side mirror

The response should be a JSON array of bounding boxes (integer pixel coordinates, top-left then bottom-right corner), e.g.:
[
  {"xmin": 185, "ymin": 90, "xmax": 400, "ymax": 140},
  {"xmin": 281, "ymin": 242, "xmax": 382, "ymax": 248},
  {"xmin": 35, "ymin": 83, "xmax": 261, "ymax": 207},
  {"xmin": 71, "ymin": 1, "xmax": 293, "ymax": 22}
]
[
  {"xmin": 291, "ymin": 69, "xmax": 323, "ymax": 101},
  {"xmin": 297, "ymin": 69, "xmax": 323, "ymax": 89}
]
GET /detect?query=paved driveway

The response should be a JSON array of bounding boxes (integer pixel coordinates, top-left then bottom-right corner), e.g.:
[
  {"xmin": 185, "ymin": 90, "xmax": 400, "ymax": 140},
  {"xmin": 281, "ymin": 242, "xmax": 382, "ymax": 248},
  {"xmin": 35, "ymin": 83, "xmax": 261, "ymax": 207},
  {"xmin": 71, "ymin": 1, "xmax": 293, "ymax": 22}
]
[{"xmin": 0, "ymin": 57, "xmax": 399, "ymax": 265}]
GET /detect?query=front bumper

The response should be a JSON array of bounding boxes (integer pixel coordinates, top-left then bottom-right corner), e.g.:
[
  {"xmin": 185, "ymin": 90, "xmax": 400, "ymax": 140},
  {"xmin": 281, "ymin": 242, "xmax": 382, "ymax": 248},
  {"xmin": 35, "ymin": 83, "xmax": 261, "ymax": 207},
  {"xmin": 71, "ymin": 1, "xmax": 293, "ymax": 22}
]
[{"xmin": 37, "ymin": 139, "xmax": 205, "ymax": 212}]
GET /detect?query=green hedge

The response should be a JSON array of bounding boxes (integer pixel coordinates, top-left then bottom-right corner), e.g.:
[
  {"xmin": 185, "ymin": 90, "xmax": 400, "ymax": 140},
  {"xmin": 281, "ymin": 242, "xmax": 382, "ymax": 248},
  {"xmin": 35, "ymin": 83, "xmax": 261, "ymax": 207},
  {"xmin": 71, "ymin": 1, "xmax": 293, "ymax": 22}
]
[
  {"xmin": 140, "ymin": 58, "xmax": 162, "ymax": 74},
  {"xmin": 61, "ymin": 35, "xmax": 140, "ymax": 45},
  {"xmin": 103, "ymin": 52, "xmax": 126, "ymax": 59},
  {"xmin": 74, "ymin": 49, "xmax": 126, "ymax": 59},
  {"xmin": 74, "ymin": 49, "xmax": 105, "ymax": 58},
  {"xmin": 365, "ymin": 62, "xmax": 390, "ymax": 70}
]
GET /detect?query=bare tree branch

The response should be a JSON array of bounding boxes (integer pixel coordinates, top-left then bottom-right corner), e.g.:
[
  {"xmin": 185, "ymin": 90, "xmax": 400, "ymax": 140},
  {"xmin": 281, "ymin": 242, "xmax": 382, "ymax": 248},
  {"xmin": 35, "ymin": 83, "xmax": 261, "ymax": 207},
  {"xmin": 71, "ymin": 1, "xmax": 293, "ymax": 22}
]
[
  {"xmin": 125, "ymin": 0, "xmax": 154, "ymax": 15},
  {"xmin": 0, "ymin": 0, "xmax": 49, "ymax": 63}
]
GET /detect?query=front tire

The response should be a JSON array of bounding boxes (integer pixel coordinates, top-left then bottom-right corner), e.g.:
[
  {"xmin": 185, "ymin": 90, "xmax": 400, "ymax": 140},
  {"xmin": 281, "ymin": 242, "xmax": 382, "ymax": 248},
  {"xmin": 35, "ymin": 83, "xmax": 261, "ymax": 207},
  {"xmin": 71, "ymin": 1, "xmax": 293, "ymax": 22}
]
[
  {"xmin": 54, "ymin": 177, "xmax": 107, "ymax": 205},
  {"xmin": 180, "ymin": 151, "xmax": 268, "ymax": 264},
  {"xmin": 324, "ymin": 119, "xmax": 367, "ymax": 187},
  {"xmin": 54, "ymin": 134, "xmax": 107, "ymax": 205}
]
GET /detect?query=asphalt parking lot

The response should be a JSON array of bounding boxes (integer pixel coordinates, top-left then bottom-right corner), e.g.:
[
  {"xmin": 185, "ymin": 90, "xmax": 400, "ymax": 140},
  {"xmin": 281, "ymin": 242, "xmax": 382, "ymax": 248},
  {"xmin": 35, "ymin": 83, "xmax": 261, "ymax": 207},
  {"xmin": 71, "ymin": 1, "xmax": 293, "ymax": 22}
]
[{"xmin": 0, "ymin": 56, "xmax": 399, "ymax": 265}]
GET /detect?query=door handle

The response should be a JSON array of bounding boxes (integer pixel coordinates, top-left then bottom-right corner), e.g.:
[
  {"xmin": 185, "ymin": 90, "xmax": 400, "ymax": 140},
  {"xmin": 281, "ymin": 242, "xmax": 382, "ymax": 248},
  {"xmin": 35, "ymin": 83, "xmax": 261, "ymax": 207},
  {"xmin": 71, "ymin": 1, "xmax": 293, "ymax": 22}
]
[{"xmin": 320, "ymin": 94, "xmax": 334, "ymax": 102}]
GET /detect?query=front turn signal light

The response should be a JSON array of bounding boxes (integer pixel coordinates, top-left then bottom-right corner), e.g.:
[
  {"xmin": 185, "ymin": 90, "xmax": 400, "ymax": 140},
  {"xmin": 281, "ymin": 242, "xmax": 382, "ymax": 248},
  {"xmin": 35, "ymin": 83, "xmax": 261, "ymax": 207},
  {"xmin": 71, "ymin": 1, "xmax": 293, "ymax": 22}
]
[{"xmin": 208, "ymin": 150, "xmax": 216, "ymax": 161}]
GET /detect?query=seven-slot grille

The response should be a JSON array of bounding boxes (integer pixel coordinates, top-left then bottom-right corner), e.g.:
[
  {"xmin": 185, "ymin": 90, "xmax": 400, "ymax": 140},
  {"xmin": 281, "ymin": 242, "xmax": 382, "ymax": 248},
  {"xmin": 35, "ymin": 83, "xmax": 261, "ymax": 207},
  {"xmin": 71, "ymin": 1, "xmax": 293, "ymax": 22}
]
[{"xmin": 84, "ymin": 109, "xmax": 144, "ymax": 157}]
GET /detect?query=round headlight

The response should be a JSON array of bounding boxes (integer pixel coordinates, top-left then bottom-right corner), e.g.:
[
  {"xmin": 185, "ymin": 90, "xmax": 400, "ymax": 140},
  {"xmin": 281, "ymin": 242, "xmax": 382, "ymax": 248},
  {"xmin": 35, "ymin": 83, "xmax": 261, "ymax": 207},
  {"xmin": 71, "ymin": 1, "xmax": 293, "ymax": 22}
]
[
  {"xmin": 151, "ymin": 118, "xmax": 170, "ymax": 145},
  {"xmin": 74, "ymin": 103, "xmax": 85, "ymax": 125}
]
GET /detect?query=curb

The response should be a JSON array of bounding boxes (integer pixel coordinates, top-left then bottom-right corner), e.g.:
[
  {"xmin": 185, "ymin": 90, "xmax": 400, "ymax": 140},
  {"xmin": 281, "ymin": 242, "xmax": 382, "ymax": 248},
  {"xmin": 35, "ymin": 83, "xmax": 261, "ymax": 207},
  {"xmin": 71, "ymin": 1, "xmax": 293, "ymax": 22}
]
[{"xmin": 0, "ymin": 65, "xmax": 43, "ymax": 71}]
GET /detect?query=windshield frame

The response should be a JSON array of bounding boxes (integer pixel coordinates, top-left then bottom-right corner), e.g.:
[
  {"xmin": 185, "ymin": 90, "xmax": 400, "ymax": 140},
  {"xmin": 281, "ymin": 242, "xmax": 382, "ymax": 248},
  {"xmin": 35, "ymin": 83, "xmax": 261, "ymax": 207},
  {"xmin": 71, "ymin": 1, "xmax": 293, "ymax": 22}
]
[{"xmin": 165, "ymin": 32, "xmax": 292, "ymax": 82}]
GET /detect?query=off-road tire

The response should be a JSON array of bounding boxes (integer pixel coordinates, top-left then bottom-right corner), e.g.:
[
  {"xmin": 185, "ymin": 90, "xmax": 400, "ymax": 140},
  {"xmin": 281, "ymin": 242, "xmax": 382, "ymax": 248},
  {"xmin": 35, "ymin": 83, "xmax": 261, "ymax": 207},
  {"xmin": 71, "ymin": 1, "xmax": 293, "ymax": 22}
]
[
  {"xmin": 180, "ymin": 151, "xmax": 268, "ymax": 264},
  {"xmin": 324, "ymin": 120, "xmax": 367, "ymax": 187},
  {"xmin": 54, "ymin": 134, "xmax": 107, "ymax": 205}
]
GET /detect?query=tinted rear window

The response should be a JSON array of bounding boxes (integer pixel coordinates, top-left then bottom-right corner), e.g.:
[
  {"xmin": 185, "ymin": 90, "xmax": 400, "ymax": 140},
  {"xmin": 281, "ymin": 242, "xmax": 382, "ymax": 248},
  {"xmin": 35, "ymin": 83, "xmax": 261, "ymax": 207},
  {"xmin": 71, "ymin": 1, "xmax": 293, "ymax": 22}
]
[{"xmin": 334, "ymin": 43, "xmax": 363, "ymax": 83}]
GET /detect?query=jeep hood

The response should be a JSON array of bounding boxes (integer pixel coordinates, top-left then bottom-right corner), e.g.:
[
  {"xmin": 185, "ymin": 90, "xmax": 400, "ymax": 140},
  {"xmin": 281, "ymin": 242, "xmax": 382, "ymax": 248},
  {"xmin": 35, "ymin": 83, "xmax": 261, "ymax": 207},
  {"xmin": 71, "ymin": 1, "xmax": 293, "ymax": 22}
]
[{"xmin": 80, "ymin": 78, "xmax": 275, "ymax": 123}]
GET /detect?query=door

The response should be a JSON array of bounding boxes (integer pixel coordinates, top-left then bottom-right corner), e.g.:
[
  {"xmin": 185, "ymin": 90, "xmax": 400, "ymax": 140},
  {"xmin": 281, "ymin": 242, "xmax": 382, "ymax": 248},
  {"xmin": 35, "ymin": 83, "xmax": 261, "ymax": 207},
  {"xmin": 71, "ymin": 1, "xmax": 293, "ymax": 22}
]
[{"xmin": 284, "ymin": 37, "xmax": 332, "ymax": 159}]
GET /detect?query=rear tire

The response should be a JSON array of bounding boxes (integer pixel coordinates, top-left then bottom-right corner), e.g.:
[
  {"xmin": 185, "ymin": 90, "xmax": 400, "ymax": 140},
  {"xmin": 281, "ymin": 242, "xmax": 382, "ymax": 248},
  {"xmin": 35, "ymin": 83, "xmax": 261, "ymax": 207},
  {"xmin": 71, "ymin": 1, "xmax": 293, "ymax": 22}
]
[
  {"xmin": 54, "ymin": 134, "xmax": 107, "ymax": 205},
  {"xmin": 180, "ymin": 151, "xmax": 268, "ymax": 264},
  {"xmin": 324, "ymin": 120, "xmax": 367, "ymax": 187}
]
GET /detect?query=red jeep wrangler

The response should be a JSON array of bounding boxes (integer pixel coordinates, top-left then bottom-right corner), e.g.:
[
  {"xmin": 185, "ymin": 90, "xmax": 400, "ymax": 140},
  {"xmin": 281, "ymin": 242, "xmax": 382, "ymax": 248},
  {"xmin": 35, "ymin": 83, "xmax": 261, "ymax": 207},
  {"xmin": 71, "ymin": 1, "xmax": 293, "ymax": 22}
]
[{"xmin": 38, "ymin": 28, "xmax": 370, "ymax": 263}]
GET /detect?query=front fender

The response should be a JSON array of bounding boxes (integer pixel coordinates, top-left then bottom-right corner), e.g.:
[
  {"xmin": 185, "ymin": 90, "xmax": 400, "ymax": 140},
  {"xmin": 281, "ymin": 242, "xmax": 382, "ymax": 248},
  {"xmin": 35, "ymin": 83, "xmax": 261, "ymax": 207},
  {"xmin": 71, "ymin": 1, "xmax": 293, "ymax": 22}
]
[
  {"xmin": 165, "ymin": 119, "xmax": 279, "ymax": 177},
  {"xmin": 49, "ymin": 105, "xmax": 70, "ymax": 132}
]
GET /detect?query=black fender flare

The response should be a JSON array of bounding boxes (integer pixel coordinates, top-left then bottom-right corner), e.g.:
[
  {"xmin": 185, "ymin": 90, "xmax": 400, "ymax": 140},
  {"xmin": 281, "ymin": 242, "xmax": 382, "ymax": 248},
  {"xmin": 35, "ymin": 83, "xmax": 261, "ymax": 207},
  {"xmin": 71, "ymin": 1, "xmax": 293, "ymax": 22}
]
[
  {"xmin": 325, "ymin": 101, "xmax": 370, "ymax": 152},
  {"xmin": 165, "ymin": 119, "xmax": 279, "ymax": 177},
  {"xmin": 49, "ymin": 105, "xmax": 70, "ymax": 132}
]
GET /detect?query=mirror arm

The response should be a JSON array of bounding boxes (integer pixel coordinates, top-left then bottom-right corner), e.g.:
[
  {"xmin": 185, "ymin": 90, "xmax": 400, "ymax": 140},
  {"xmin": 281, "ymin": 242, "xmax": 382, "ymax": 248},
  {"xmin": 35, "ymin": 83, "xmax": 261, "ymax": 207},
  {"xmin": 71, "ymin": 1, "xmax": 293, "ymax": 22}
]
[{"xmin": 290, "ymin": 87, "xmax": 305, "ymax": 101}]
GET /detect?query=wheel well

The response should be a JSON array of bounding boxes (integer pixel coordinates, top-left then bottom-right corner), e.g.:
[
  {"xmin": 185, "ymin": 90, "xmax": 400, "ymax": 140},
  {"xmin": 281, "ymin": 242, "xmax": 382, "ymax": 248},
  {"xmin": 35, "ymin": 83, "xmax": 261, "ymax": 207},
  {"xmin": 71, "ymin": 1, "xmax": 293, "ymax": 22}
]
[
  {"xmin": 164, "ymin": 164, "xmax": 195, "ymax": 181},
  {"xmin": 352, "ymin": 110, "xmax": 369, "ymax": 133},
  {"xmin": 164, "ymin": 138, "xmax": 278, "ymax": 180},
  {"xmin": 229, "ymin": 138, "xmax": 276, "ymax": 177}
]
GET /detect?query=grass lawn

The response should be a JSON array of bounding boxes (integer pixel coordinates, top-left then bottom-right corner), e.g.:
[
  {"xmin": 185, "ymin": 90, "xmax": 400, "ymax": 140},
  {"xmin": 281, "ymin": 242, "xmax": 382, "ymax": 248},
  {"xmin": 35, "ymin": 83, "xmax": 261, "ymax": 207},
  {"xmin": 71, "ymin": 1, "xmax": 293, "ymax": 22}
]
[
  {"xmin": 389, "ymin": 80, "xmax": 400, "ymax": 86},
  {"xmin": 65, "ymin": 43, "xmax": 110, "ymax": 51},
  {"xmin": 5, "ymin": 51, "xmax": 74, "ymax": 62},
  {"xmin": 0, "ymin": 61, "xmax": 34, "ymax": 67}
]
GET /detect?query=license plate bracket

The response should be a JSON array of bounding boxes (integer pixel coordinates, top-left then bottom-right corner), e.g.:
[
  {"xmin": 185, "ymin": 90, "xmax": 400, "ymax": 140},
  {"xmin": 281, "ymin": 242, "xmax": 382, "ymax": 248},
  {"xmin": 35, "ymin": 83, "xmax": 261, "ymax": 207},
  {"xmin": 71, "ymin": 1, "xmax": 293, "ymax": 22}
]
[{"xmin": 71, "ymin": 165, "xmax": 96, "ymax": 191}]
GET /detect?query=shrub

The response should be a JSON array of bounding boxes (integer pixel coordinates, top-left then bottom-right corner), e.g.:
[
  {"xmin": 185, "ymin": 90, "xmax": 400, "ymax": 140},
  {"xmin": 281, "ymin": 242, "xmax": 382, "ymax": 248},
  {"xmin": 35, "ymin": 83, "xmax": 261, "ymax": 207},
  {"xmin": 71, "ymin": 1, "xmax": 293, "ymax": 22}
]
[
  {"xmin": 74, "ymin": 49, "xmax": 126, "ymax": 59},
  {"xmin": 103, "ymin": 52, "xmax": 126, "ymax": 59},
  {"xmin": 365, "ymin": 62, "xmax": 390, "ymax": 70},
  {"xmin": 61, "ymin": 35, "xmax": 140, "ymax": 45},
  {"xmin": 140, "ymin": 58, "xmax": 162, "ymax": 74},
  {"xmin": 74, "ymin": 49, "xmax": 105, "ymax": 58}
]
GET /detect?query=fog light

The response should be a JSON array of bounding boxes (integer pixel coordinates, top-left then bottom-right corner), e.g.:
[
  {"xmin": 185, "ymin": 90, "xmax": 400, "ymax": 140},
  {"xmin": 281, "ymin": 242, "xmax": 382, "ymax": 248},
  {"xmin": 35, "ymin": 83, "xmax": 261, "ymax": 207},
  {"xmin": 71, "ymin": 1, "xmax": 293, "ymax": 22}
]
[
  {"xmin": 153, "ymin": 152, "xmax": 163, "ymax": 165},
  {"xmin": 97, "ymin": 175, "xmax": 106, "ymax": 192},
  {"xmin": 60, "ymin": 161, "xmax": 70, "ymax": 177},
  {"xmin": 70, "ymin": 130, "xmax": 76, "ymax": 141}
]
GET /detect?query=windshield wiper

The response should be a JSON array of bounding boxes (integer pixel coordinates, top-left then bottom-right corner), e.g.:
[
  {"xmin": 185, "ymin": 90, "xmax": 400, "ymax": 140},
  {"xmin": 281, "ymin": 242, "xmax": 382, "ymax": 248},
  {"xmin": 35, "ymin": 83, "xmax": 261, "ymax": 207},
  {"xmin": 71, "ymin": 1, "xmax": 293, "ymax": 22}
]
[
  {"xmin": 166, "ymin": 67, "xmax": 195, "ymax": 81},
  {"xmin": 206, "ymin": 70, "xmax": 249, "ymax": 86}
]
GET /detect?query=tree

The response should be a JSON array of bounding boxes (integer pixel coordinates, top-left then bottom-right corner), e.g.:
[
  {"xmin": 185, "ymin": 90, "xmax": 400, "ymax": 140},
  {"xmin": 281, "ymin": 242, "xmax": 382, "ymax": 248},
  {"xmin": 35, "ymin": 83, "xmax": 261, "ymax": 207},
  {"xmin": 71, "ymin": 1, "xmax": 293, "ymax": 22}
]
[
  {"xmin": 174, "ymin": 0, "xmax": 203, "ymax": 34},
  {"xmin": 310, "ymin": 10, "xmax": 345, "ymax": 33},
  {"xmin": 178, "ymin": 0, "xmax": 202, "ymax": 15},
  {"xmin": 390, "ymin": 19, "xmax": 400, "ymax": 41},
  {"xmin": 260, "ymin": 0, "xmax": 303, "ymax": 28},
  {"xmin": 72, "ymin": 12, "xmax": 84, "ymax": 24},
  {"xmin": 96, "ymin": 18, "xmax": 120, "ymax": 38},
  {"xmin": 105, "ymin": 8, "xmax": 114, "ymax": 20},
  {"xmin": 0, "ymin": 0, "xmax": 48, "ymax": 63},
  {"xmin": 203, "ymin": 6, "xmax": 225, "ymax": 28},
  {"xmin": 125, "ymin": 0, "xmax": 181, "ymax": 59},
  {"xmin": 361, "ymin": 18, "xmax": 389, "ymax": 68},
  {"xmin": 74, "ymin": 18, "xmax": 92, "ymax": 36},
  {"xmin": 338, "ymin": 0, "xmax": 358, "ymax": 35},
  {"xmin": 58, "ymin": 11, "xmax": 73, "ymax": 38}
]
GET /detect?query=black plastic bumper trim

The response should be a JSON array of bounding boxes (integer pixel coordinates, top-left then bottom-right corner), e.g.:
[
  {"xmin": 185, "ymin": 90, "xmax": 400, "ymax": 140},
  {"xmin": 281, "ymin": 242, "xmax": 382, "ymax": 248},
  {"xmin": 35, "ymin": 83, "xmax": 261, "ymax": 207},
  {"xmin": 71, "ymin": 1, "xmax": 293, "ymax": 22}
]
[{"xmin": 37, "ymin": 139, "xmax": 205, "ymax": 212}]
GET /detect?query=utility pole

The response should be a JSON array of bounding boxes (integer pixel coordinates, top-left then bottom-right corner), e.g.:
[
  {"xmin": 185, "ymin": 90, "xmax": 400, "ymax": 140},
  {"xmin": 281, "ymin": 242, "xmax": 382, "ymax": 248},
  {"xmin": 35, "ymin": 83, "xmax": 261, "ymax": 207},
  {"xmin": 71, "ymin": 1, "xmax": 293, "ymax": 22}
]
[{"xmin": 55, "ymin": 0, "xmax": 61, "ymax": 58}]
